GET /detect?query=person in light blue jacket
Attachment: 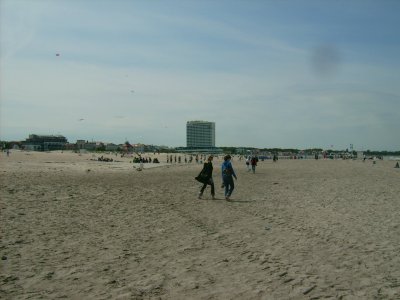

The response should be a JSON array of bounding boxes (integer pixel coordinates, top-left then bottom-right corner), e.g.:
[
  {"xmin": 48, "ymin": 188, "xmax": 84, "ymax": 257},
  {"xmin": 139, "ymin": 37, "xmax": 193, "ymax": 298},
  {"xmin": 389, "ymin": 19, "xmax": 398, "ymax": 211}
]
[{"xmin": 221, "ymin": 155, "xmax": 237, "ymax": 201}]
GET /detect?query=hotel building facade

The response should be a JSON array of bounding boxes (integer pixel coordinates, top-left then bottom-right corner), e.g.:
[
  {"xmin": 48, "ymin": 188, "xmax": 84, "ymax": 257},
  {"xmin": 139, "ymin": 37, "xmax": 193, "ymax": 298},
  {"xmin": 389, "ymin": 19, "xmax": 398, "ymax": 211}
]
[{"xmin": 186, "ymin": 120, "xmax": 215, "ymax": 148}]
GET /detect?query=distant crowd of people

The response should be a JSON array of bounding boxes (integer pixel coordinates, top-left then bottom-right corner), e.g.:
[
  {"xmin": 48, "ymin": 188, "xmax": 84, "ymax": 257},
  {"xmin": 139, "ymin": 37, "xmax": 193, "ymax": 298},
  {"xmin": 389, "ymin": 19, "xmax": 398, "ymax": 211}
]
[
  {"xmin": 166, "ymin": 154, "xmax": 216, "ymax": 164},
  {"xmin": 132, "ymin": 156, "xmax": 159, "ymax": 164},
  {"xmin": 98, "ymin": 156, "xmax": 113, "ymax": 162}
]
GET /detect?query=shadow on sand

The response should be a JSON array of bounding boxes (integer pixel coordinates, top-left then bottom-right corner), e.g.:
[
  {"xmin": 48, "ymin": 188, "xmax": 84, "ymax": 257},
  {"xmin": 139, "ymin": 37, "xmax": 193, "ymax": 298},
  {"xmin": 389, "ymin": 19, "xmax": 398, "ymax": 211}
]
[
  {"xmin": 226, "ymin": 199, "xmax": 253, "ymax": 203},
  {"xmin": 200, "ymin": 198, "xmax": 253, "ymax": 203}
]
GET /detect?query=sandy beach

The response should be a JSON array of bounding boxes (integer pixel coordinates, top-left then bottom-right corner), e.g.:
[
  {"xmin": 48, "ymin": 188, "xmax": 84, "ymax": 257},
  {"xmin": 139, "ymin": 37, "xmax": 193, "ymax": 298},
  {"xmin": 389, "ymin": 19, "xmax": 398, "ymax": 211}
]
[{"xmin": 1, "ymin": 150, "xmax": 400, "ymax": 299}]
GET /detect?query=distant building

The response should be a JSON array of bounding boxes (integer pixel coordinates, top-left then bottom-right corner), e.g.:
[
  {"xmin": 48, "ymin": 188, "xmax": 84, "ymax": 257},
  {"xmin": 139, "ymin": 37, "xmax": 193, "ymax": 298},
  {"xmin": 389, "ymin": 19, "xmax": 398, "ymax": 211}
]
[
  {"xmin": 131, "ymin": 143, "xmax": 145, "ymax": 153},
  {"xmin": 9, "ymin": 141, "xmax": 22, "ymax": 150},
  {"xmin": 83, "ymin": 141, "xmax": 96, "ymax": 151},
  {"xmin": 65, "ymin": 143, "xmax": 77, "ymax": 151},
  {"xmin": 186, "ymin": 120, "xmax": 215, "ymax": 148},
  {"xmin": 75, "ymin": 140, "xmax": 104, "ymax": 151},
  {"xmin": 23, "ymin": 134, "xmax": 68, "ymax": 151},
  {"xmin": 76, "ymin": 140, "xmax": 86, "ymax": 150},
  {"xmin": 180, "ymin": 121, "xmax": 222, "ymax": 153},
  {"xmin": 105, "ymin": 143, "xmax": 119, "ymax": 151}
]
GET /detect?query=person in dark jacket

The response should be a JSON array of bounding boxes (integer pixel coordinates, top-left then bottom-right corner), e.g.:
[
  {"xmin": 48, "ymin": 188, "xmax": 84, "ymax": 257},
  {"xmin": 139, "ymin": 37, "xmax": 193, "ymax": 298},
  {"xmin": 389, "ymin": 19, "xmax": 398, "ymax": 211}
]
[
  {"xmin": 197, "ymin": 155, "xmax": 215, "ymax": 199},
  {"xmin": 251, "ymin": 156, "xmax": 258, "ymax": 174},
  {"xmin": 221, "ymin": 155, "xmax": 237, "ymax": 201}
]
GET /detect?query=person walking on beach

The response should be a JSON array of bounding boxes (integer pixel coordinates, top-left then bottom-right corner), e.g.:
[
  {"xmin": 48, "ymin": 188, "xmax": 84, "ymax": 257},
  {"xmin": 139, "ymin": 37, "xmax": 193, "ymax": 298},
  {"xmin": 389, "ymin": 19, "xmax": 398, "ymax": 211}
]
[
  {"xmin": 221, "ymin": 155, "xmax": 237, "ymax": 201},
  {"xmin": 245, "ymin": 156, "xmax": 251, "ymax": 172},
  {"xmin": 251, "ymin": 156, "xmax": 258, "ymax": 174},
  {"xmin": 196, "ymin": 155, "xmax": 215, "ymax": 199}
]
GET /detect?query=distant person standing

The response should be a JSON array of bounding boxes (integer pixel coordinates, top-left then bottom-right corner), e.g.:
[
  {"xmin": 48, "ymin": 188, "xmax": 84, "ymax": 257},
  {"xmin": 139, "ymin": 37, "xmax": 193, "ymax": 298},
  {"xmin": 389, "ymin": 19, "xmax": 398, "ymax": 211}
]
[
  {"xmin": 245, "ymin": 156, "xmax": 251, "ymax": 172},
  {"xmin": 196, "ymin": 155, "xmax": 215, "ymax": 200},
  {"xmin": 221, "ymin": 155, "xmax": 237, "ymax": 201},
  {"xmin": 6, "ymin": 149, "xmax": 10, "ymax": 157},
  {"xmin": 251, "ymin": 156, "xmax": 258, "ymax": 174}
]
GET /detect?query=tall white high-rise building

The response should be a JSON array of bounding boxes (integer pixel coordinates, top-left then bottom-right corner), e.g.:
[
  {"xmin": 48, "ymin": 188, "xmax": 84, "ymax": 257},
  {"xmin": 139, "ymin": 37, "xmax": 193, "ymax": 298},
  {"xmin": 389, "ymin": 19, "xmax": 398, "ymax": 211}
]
[{"xmin": 186, "ymin": 121, "xmax": 215, "ymax": 148}]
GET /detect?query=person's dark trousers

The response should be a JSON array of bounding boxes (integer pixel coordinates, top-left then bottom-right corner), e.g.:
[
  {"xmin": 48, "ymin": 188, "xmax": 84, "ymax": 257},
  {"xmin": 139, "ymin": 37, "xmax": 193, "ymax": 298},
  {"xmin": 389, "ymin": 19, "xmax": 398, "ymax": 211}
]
[
  {"xmin": 223, "ymin": 176, "xmax": 234, "ymax": 197},
  {"xmin": 200, "ymin": 178, "xmax": 215, "ymax": 196}
]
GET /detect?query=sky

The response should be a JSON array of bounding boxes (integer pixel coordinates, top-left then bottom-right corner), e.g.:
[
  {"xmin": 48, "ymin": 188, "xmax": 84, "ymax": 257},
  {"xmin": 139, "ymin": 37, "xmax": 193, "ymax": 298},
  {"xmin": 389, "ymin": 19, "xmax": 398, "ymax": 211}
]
[{"xmin": 1, "ymin": 0, "xmax": 399, "ymax": 150}]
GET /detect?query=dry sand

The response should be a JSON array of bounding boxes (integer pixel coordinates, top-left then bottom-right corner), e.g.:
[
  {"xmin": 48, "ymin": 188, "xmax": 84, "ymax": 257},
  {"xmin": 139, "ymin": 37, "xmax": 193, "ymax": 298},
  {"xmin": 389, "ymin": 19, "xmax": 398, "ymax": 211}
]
[{"xmin": 1, "ymin": 151, "xmax": 400, "ymax": 299}]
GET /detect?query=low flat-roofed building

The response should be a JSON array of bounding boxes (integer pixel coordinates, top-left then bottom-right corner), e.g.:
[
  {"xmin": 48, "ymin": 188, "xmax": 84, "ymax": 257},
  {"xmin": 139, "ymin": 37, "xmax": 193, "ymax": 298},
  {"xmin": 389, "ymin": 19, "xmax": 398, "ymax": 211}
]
[
  {"xmin": 65, "ymin": 143, "xmax": 77, "ymax": 151},
  {"xmin": 23, "ymin": 134, "xmax": 68, "ymax": 151},
  {"xmin": 105, "ymin": 143, "xmax": 119, "ymax": 151},
  {"xmin": 76, "ymin": 140, "xmax": 86, "ymax": 150}
]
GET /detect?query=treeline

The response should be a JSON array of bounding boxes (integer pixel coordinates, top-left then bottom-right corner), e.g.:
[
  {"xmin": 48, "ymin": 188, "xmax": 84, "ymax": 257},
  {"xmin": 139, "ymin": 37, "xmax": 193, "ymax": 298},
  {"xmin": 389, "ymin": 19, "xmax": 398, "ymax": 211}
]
[
  {"xmin": 363, "ymin": 150, "xmax": 400, "ymax": 156},
  {"xmin": 220, "ymin": 147, "xmax": 400, "ymax": 156}
]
